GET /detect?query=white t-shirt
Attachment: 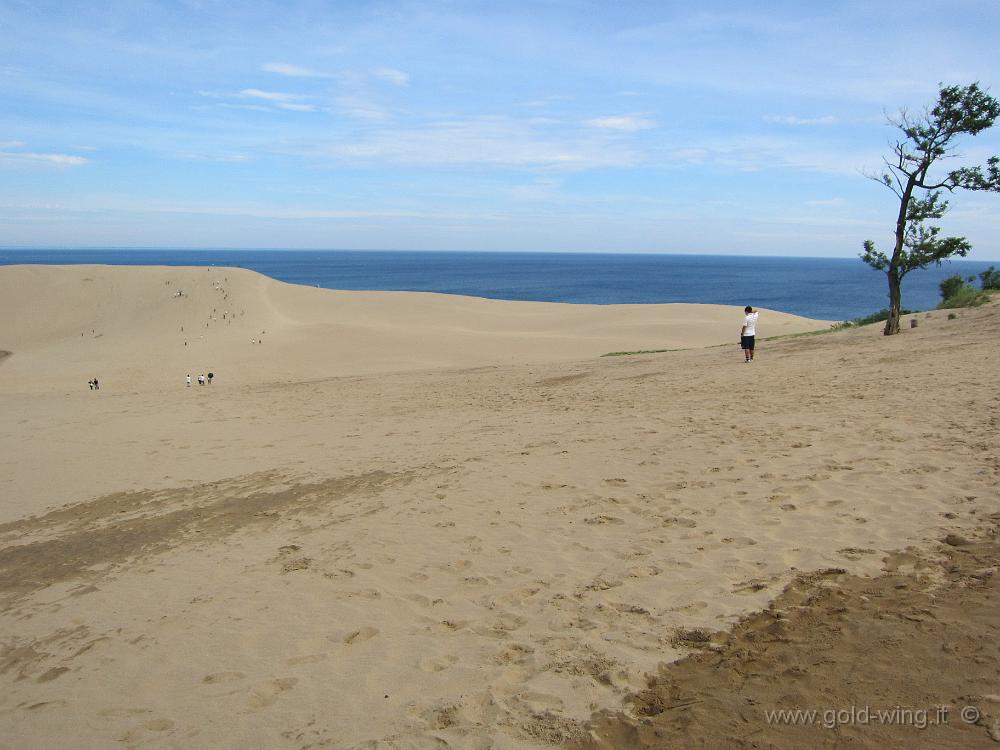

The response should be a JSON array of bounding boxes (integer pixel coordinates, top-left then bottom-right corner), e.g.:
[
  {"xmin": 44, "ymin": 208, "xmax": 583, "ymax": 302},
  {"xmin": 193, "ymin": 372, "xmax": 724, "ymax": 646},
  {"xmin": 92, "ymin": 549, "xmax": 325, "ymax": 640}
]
[{"xmin": 743, "ymin": 312, "xmax": 759, "ymax": 336}]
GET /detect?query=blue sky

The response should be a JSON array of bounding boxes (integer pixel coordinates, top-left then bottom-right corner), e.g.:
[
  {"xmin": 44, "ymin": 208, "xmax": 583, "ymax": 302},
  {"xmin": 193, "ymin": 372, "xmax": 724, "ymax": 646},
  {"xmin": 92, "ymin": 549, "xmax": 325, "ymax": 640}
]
[{"xmin": 2, "ymin": 0, "xmax": 1000, "ymax": 258}]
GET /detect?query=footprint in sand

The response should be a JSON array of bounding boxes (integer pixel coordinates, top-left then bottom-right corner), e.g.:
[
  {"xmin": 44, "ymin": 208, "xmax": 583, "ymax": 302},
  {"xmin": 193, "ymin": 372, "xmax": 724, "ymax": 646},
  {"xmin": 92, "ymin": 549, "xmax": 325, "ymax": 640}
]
[
  {"xmin": 341, "ymin": 626, "xmax": 379, "ymax": 645},
  {"xmin": 418, "ymin": 654, "xmax": 459, "ymax": 672},
  {"xmin": 493, "ymin": 642, "xmax": 535, "ymax": 666},
  {"xmin": 626, "ymin": 564, "xmax": 662, "ymax": 578},
  {"xmin": 120, "ymin": 718, "xmax": 175, "ymax": 743},
  {"xmin": 321, "ymin": 568, "xmax": 355, "ymax": 580},
  {"xmin": 36, "ymin": 666, "xmax": 70, "ymax": 683},
  {"xmin": 287, "ymin": 653, "xmax": 328, "ymax": 665},
  {"xmin": 721, "ymin": 536, "xmax": 757, "ymax": 547},
  {"xmin": 515, "ymin": 691, "xmax": 565, "ymax": 712},
  {"xmin": 98, "ymin": 707, "xmax": 149, "ymax": 718},
  {"xmin": 247, "ymin": 677, "xmax": 298, "ymax": 710},
  {"xmin": 202, "ymin": 671, "xmax": 246, "ymax": 684},
  {"xmin": 662, "ymin": 516, "xmax": 697, "ymax": 528}
]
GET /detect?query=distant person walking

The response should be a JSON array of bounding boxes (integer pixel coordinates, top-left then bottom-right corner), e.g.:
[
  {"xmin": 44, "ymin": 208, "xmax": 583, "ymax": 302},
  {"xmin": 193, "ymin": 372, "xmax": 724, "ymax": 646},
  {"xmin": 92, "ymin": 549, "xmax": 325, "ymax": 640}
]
[
  {"xmin": 741, "ymin": 306, "xmax": 759, "ymax": 363},
  {"xmin": 186, "ymin": 374, "xmax": 192, "ymax": 387},
  {"xmin": 198, "ymin": 373, "xmax": 205, "ymax": 386},
  {"xmin": 207, "ymin": 372, "xmax": 214, "ymax": 384}
]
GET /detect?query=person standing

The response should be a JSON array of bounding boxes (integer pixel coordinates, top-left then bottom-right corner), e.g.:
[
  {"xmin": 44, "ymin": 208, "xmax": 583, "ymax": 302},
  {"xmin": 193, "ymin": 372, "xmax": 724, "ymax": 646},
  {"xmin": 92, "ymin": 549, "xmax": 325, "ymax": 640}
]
[
  {"xmin": 741, "ymin": 306, "xmax": 759, "ymax": 363},
  {"xmin": 186, "ymin": 374, "xmax": 192, "ymax": 387}
]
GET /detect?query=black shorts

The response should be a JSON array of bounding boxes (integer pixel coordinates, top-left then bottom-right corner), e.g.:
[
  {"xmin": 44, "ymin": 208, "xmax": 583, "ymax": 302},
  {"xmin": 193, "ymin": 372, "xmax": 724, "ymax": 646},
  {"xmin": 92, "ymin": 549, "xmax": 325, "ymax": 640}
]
[{"xmin": 741, "ymin": 335, "xmax": 755, "ymax": 350}]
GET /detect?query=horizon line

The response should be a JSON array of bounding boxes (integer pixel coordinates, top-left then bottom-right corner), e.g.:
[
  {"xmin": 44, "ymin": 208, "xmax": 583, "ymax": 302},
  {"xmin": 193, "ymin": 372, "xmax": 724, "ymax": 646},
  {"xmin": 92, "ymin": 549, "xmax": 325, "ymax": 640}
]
[{"xmin": 2, "ymin": 247, "xmax": 999, "ymax": 263}]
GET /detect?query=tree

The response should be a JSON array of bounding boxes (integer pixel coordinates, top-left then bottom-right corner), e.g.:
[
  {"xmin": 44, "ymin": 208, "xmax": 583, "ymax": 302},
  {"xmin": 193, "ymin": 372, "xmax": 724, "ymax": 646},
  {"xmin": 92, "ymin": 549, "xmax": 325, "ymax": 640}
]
[
  {"xmin": 980, "ymin": 265, "xmax": 1000, "ymax": 290},
  {"xmin": 939, "ymin": 274, "xmax": 965, "ymax": 301},
  {"xmin": 861, "ymin": 83, "xmax": 1000, "ymax": 335}
]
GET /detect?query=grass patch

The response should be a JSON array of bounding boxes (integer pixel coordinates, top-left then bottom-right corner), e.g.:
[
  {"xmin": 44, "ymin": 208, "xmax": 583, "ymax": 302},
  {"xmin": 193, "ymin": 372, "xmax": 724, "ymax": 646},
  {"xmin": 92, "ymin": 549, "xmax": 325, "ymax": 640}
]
[
  {"xmin": 937, "ymin": 286, "xmax": 994, "ymax": 309},
  {"xmin": 602, "ymin": 348, "xmax": 677, "ymax": 357},
  {"xmin": 830, "ymin": 308, "xmax": 917, "ymax": 330}
]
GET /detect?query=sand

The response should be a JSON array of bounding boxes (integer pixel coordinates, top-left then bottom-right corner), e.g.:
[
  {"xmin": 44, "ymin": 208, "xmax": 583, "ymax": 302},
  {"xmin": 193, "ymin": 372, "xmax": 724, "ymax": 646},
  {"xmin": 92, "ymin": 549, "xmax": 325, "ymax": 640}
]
[
  {"xmin": 577, "ymin": 525, "xmax": 1000, "ymax": 749},
  {"xmin": 0, "ymin": 264, "xmax": 997, "ymax": 749},
  {"xmin": 0, "ymin": 264, "xmax": 829, "ymax": 395}
]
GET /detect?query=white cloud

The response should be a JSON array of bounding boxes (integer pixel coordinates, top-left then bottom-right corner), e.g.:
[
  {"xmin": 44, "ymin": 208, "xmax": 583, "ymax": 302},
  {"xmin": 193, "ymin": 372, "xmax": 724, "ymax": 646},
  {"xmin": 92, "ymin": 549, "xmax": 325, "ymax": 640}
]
[
  {"xmin": 0, "ymin": 196, "xmax": 481, "ymax": 222},
  {"xmin": 311, "ymin": 117, "xmax": 639, "ymax": 170},
  {"xmin": 0, "ymin": 148, "xmax": 89, "ymax": 166},
  {"xmin": 214, "ymin": 89, "xmax": 321, "ymax": 113},
  {"xmin": 518, "ymin": 94, "xmax": 572, "ymax": 108},
  {"xmin": 372, "ymin": 67, "xmax": 409, "ymax": 86},
  {"xmin": 509, "ymin": 178, "xmax": 563, "ymax": 202},
  {"xmin": 262, "ymin": 62, "xmax": 330, "ymax": 78},
  {"xmin": 277, "ymin": 102, "xmax": 319, "ymax": 112},
  {"xmin": 586, "ymin": 115, "xmax": 656, "ymax": 131},
  {"xmin": 215, "ymin": 103, "xmax": 273, "ymax": 113},
  {"xmin": 239, "ymin": 88, "xmax": 301, "ymax": 103},
  {"xmin": 334, "ymin": 95, "xmax": 388, "ymax": 121},
  {"xmin": 173, "ymin": 151, "xmax": 250, "ymax": 163},
  {"xmin": 765, "ymin": 115, "xmax": 837, "ymax": 126},
  {"xmin": 650, "ymin": 135, "xmax": 883, "ymax": 176}
]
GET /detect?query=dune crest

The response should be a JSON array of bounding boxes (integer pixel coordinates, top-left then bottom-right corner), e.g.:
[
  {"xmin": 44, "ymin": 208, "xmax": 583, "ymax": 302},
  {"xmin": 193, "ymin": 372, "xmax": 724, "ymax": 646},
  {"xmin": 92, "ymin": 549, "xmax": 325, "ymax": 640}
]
[{"xmin": 0, "ymin": 264, "xmax": 831, "ymax": 391}]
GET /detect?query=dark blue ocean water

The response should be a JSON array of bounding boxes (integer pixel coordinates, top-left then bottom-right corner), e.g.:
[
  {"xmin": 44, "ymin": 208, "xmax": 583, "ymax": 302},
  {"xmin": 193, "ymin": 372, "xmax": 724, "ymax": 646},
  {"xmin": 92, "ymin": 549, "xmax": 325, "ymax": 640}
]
[{"xmin": 1, "ymin": 249, "xmax": 995, "ymax": 320}]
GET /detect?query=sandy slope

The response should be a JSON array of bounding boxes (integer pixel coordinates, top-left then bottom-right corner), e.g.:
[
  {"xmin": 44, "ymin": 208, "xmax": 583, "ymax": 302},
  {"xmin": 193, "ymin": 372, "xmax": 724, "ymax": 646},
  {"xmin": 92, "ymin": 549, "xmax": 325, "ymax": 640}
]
[
  {"xmin": 0, "ymin": 264, "xmax": 830, "ymax": 392},
  {"xmin": 1, "ymin": 265, "xmax": 998, "ymax": 749},
  {"xmin": 577, "ymin": 525, "xmax": 1000, "ymax": 749}
]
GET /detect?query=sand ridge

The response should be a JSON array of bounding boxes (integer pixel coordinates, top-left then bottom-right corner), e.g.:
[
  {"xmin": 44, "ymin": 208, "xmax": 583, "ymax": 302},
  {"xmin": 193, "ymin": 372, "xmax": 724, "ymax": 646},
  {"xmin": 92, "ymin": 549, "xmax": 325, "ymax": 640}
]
[
  {"xmin": 0, "ymin": 265, "xmax": 998, "ymax": 748},
  {"xmin": 0, "ymin": 264, "xmax": 833, "ymax": 392}
]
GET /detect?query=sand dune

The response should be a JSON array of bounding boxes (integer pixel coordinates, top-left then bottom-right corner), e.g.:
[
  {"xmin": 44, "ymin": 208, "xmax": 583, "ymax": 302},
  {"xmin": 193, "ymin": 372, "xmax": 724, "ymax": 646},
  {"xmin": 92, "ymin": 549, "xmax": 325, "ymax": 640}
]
[
  {"xmin": 0, "ymin": 264, "xmax": 831, "ymax": 392},
  {"xmin": 1, "ymin": 265, "xmax": 998, "ymax": 749}
]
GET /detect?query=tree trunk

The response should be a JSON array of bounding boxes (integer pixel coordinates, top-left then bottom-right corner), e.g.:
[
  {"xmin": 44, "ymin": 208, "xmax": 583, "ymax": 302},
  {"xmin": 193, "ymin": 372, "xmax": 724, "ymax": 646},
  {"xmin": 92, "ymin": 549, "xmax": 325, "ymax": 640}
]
[
  {"xmin": 884, "ymin": 176, "xmax": 914, "ymax": 337},
  {"xmin": 884, "ymin": 270, "xmax": 902, "ymax": 335}
]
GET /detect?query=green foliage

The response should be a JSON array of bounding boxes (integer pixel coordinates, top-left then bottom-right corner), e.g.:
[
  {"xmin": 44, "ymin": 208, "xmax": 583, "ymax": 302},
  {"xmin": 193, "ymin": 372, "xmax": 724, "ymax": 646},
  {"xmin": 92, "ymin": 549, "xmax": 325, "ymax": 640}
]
[
  {"xmin": 863, "ymin": 193, "xmax": 973, "ymax": 282},
  {"xmin": 939, "ymin": 274, "xmax": 966, "ymax": 300},
  {"xmin": 833, "ymin": 308, "xmax": 917, "ymax": 329},
  {"xmin": 980, "ymin": 265, "xmax": 1000, "ymax": 290},
  {"xmin": 860, "ymin": 240, "xmax": 889, "ymax": 272},
  {"xmin": 937, "ymin": 268, "xmax": 999, "ymax": 306},
  {"xmin": 937, "ymin": 285, "xmax": 989, "ymax": 309},
  {"xmin": 860, "ymin": 82, "xmax": 1000, "ymax": 334},
  {"xmin": 853, "ymin": 308, "xmax": 915, "ymax": 326}
]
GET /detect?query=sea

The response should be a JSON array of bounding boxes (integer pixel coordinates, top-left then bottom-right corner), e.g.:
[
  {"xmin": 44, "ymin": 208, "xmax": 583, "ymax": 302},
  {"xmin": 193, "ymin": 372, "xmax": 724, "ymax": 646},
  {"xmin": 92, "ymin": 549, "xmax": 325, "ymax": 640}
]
[{"xmin": 1, "ymin": 249, "xmax": 996, "ymax": 321}]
